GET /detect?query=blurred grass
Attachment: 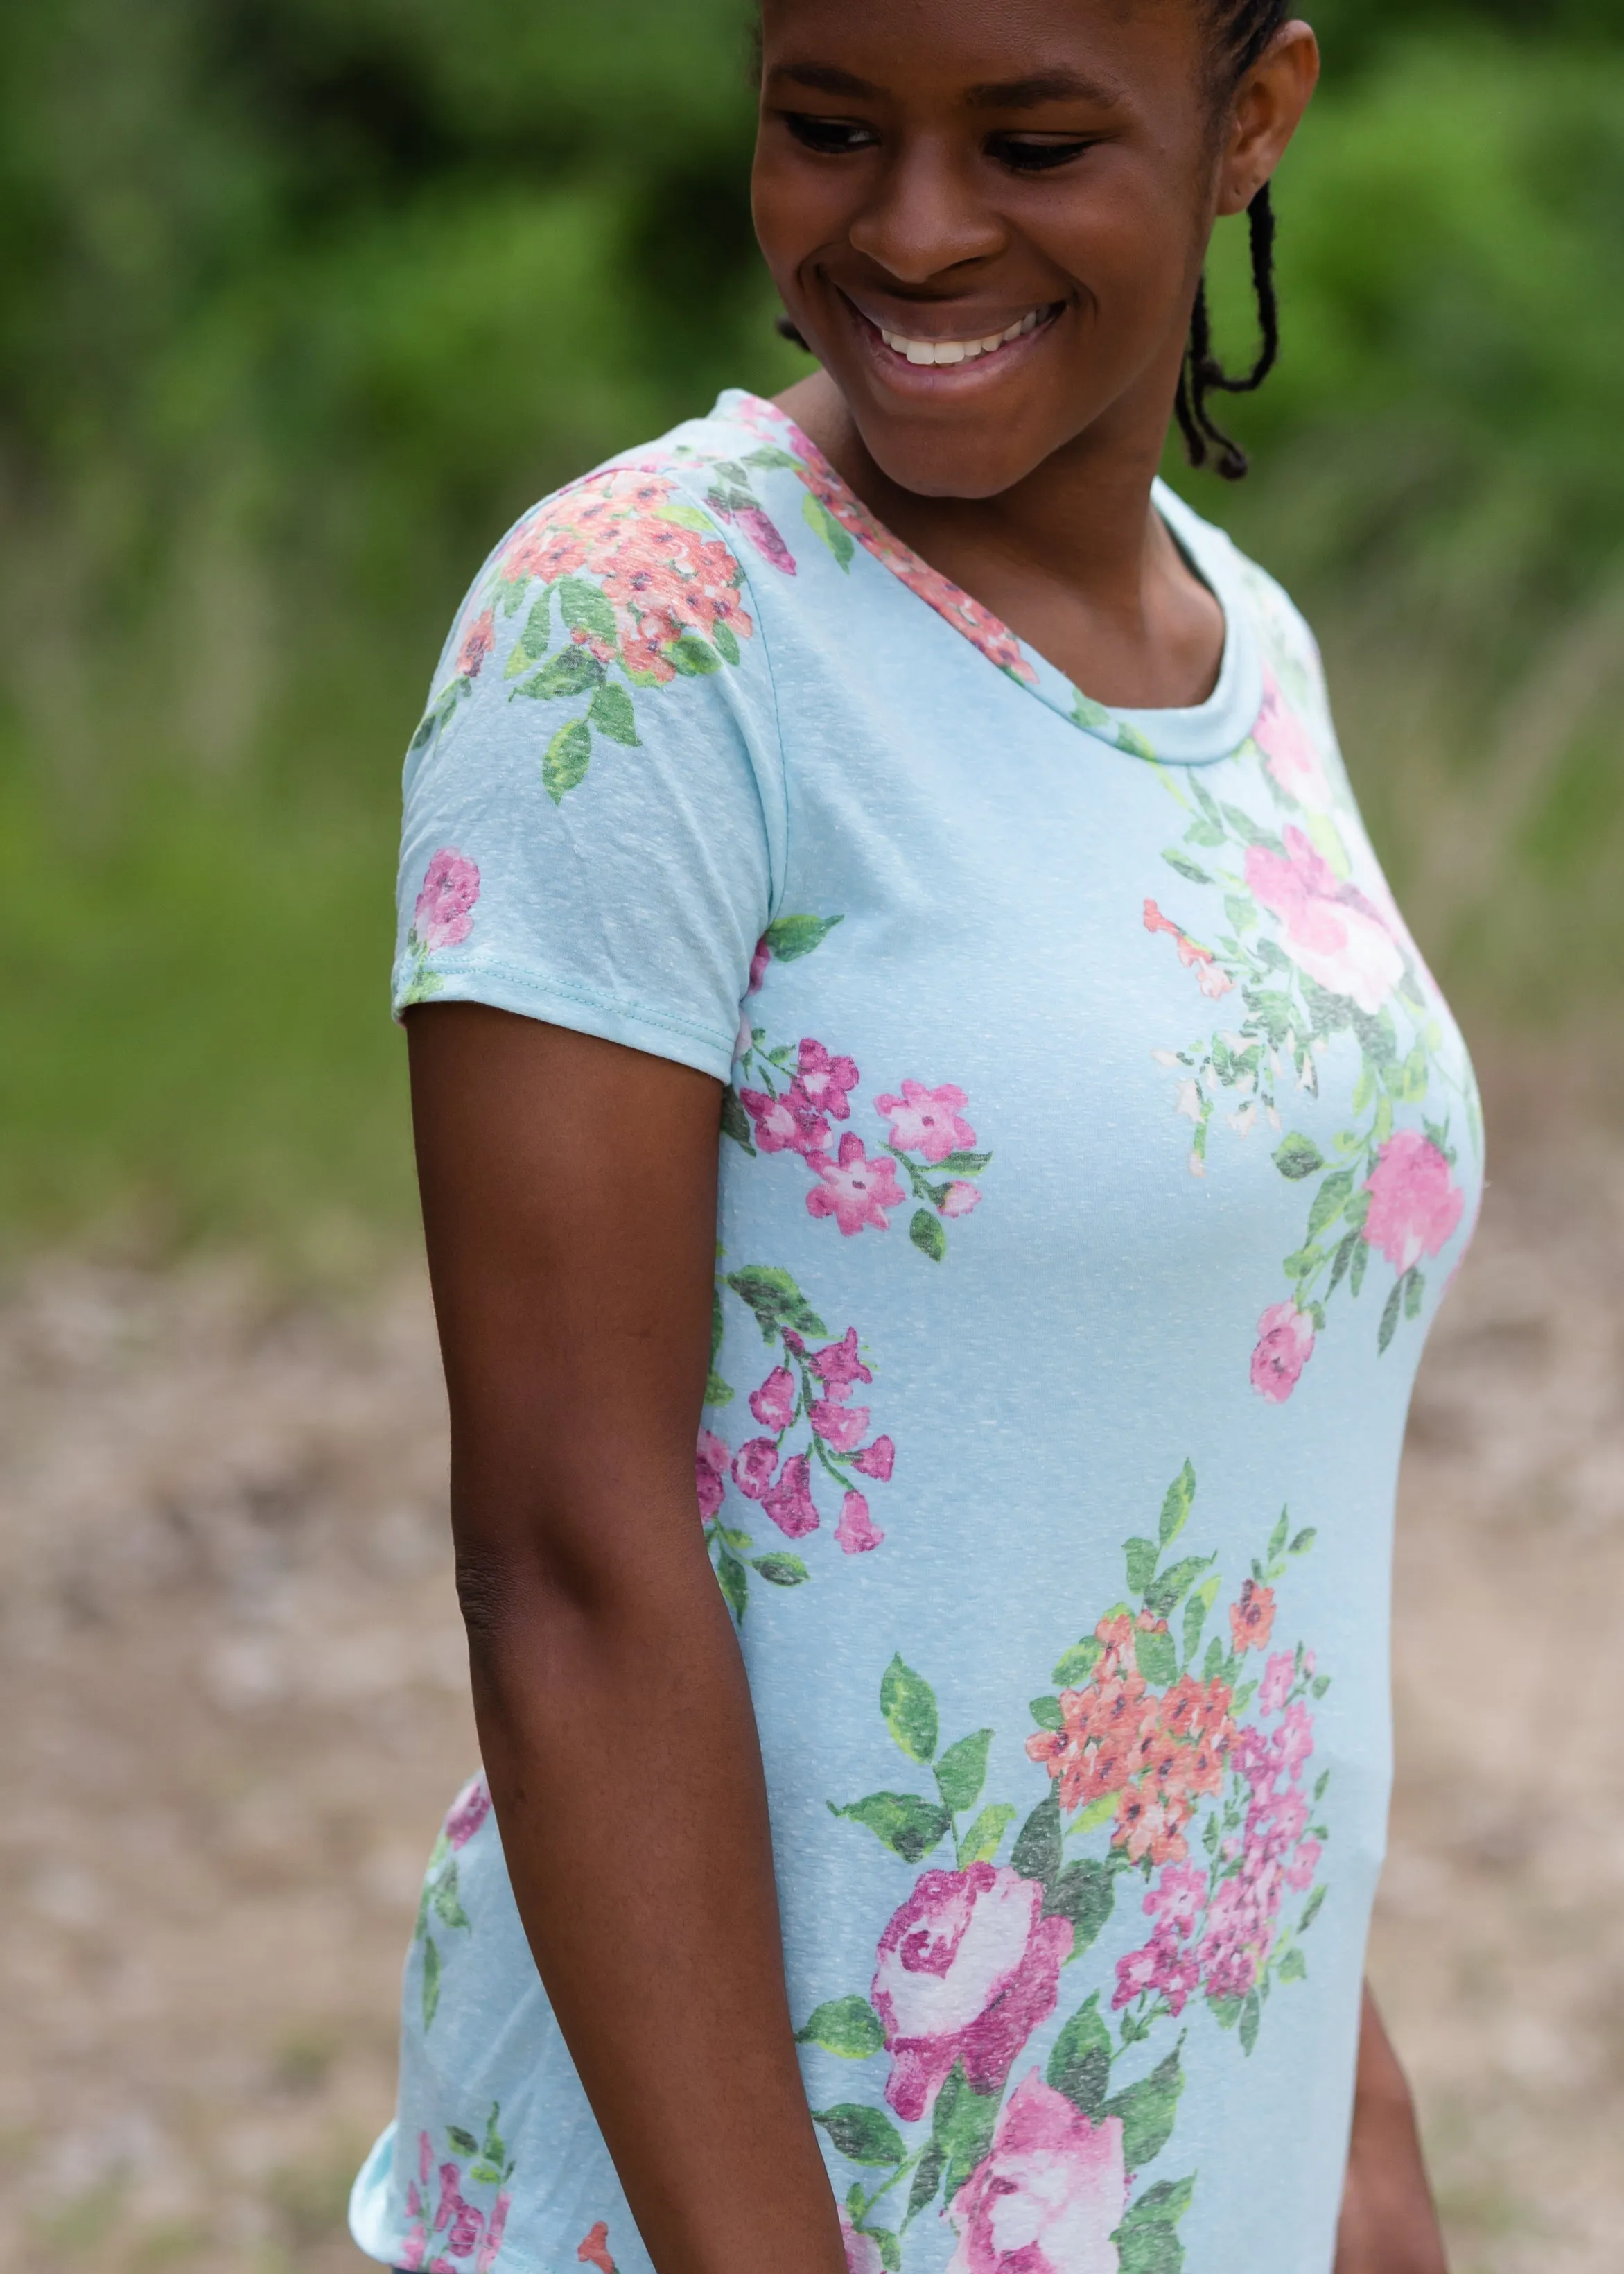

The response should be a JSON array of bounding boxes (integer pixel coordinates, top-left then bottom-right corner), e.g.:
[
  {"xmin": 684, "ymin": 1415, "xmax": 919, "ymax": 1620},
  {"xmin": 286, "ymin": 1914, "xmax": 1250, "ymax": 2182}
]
[{"xmin": 3, "ymin": 0, "xmax": 1622, "ymax": 1258}]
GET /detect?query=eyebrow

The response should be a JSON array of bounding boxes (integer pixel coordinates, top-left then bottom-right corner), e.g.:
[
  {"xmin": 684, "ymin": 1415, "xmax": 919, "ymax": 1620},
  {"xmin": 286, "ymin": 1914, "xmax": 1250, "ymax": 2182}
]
[{"xmin": 767, "ymin": 62, "xmax": 1123, "ymax": 112}]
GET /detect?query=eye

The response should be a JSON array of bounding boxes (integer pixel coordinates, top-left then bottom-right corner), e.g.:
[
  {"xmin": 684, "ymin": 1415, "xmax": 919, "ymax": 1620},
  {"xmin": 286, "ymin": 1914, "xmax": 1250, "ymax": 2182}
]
[
  {"xmin": 986, "ymin": 134, "xmax": 1097, "ymax": 175},
  {"xmin": 782, "ymin": 112, "xmax": 880, "ymax": 156}
]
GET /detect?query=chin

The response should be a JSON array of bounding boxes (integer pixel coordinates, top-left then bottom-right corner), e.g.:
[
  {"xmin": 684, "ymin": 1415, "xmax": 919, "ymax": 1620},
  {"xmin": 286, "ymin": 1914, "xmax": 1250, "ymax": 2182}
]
[{"xmin": 848, "ymin": 401, "xmax": 1060, "ymax": 503}]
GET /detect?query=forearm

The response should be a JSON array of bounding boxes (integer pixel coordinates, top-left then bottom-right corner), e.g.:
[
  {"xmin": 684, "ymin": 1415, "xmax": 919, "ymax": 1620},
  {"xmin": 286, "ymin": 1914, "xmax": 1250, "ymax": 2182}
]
[
  {"xmin": 1336, "ymin": 1982, "xmax": 1448, "ymax": 2274},
  {"xmin": 462, "ymin": 1533, "xmax": 846, "ymax": 2274}
]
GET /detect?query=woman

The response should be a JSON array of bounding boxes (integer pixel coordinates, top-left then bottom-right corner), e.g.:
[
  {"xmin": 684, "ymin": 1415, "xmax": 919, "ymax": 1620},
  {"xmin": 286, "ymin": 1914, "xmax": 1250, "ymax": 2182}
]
[{"xmin": 350, "ymin": 3, "xmax": 1478, "ymax": 2270}]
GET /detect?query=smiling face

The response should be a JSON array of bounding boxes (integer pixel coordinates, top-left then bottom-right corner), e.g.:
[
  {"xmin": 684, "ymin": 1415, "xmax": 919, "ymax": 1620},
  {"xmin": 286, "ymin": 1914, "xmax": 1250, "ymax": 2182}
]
[{"xmin": 752, "ymin": 0, "xmax": 1311, "ymax": 501}]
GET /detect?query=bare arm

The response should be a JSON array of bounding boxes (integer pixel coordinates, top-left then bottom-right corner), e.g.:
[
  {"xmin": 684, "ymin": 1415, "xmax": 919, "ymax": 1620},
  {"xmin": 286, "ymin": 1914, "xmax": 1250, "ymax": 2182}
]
[
  {"xmin": 408, "ymin": 1003, "xmax": 847, "ymax": 2274},
  {"xmin": 1336, "ymin": 1982, "xmax": 1449, "ymax": 2274}
]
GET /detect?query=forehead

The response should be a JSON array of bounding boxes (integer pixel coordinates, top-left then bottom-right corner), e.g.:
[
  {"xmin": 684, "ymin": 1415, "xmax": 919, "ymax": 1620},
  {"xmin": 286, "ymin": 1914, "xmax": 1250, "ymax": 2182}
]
[{"xmin": 758, "ymin": 0, "xmax": 1207, "ymax": 102}]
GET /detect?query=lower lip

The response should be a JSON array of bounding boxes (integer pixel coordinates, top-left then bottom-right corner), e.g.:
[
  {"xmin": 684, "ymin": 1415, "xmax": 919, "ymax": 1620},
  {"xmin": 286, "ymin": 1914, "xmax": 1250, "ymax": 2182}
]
[{"xmin": 844, "ymin": 297, "xmax": 1061, "ymax": 391}]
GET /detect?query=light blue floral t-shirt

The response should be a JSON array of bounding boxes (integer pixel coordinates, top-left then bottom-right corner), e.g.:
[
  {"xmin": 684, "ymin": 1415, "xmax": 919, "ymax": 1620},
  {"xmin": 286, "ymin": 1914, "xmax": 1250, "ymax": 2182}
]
[{"xmin": 351, "ymin": 391, "xmax": 1481, "ymax": 2274}]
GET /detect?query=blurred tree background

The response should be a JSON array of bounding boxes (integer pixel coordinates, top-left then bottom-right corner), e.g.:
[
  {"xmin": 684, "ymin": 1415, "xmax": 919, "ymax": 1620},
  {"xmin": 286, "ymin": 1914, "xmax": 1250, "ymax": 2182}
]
[{"xmin": 3, "ymin": 0, "xmax": 1622, "ymax": 1260}]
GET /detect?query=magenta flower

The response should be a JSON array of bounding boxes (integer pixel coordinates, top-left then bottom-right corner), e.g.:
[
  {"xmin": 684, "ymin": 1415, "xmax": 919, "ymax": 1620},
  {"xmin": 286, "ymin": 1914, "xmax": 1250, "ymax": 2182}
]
[
  {"xmin": 443, "ymin": 1774, "xmax": 491, "ymax": 1852},
  {"xmin": 810, "ymin": 1398, "xmax": 870, "ymax": 1454},
  {"xmin": 840, "ymin": 2212, "xmax": 884, "ymax": 2274},
  {"xmin": 836, "ymin": 1490, "xmax": 884, "ymax": 1554},
  {"xmin": 1276, "ymin": 1701, "xmax": 1315, "ymax": 1780},
  {"xmin": 807, "ymin": 1136, "xmax": 906, "ymax": 1236},
  {"xmin": 1259, "ymin": 1652, "xmax": 1296, "ymax": 1717},
  {"xmin": 1144, "ymin": 1863, "xmax": 1208, "ymax": 1938},
  {"xmin": 796, "ymin": 1038, "xmax": 859, "ymax": 1121},
  {"xmin": 1250, "ymin": 1301, "xmax": 1316, "ymax": 1403},
  {"xmin": 851, "ymin": 1435, "xmax": 896, "ymax": 1482},
  {"xmin": 945, "ymin": 2075, "xmax": 1125, "ymax": 2274},
  {"xmin": 871, "ymin": 1864, "xmax": 1073, "ymax": 2122},
  {"xmin": 938, "ymin": 1180, "xmax": 981, "ymax": 1219},
  {"xmin": 874, "ymin": 1078, "xmax": 976, "ymax": 1164},
  {"xmin": 447, "ymin": 2198, "xmax": 485, "ymax": 2257},
  {"xmin": 476, "ymin": 2196, "xmax": 512, "ymax": 2274},
  {"xmin": 762, "ymin": 1452, "xmax": 819, "ymax": 1538},
  {"xmin": 740, "ymin": 1082, "xmax": 828, "ymax": 1158},
  {"xmin": 414, "ymin": 849, "xmax": 482, "ymax": 952},
  {"xmin": 435, "ymin": 2163, "xmax": 461, "ymax": 2232},
  {"xmin": 731, "ymin": 1438, "xmax": 780, "ymax": 1500},
  {"xmin": 749, "ymin": 1366, "xmax": 797, "ymax": 1432},
  {"xmin": 809, "ymin": 1326, "xmax": 873, "ymax": 1399},
  {"xmin": 748, "ymin": 937, "xmax": 771, "ymax": 992},
  {"xmin": 1362, "ymin": 1129, "xmax": 1464, "ymax": 1274},
  {"xmin": 695, "ymin": 1428, "xmax": 728, "ymax": 1520},
  {"xmin": 735, "ymin": 505, "xmax": 797, "ymax": 575},
  {"xmin": 1286, "ymin": 1837, "xmax": 1322, "ymax": 1892}
]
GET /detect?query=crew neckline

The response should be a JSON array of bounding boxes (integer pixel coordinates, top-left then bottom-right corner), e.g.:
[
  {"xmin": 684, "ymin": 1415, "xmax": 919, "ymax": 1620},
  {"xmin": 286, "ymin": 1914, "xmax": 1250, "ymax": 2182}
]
[{"xmin": 716, "ymin": 389, "xmax": 1263, "ymax": 768}]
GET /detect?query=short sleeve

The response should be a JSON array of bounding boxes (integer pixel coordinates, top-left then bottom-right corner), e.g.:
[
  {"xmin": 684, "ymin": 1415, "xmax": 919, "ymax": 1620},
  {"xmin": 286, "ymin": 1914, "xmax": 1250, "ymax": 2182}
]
[{"xmin": 392, "ymin": 462, "xmax": 786, "ymax": 1082}]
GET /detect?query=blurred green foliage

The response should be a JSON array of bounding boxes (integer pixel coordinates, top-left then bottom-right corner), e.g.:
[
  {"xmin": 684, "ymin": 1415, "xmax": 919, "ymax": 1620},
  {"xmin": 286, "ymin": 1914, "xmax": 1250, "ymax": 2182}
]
[{"xmin": 3, "ymin": 0, "xmax": 1622, "ymax": 1255}]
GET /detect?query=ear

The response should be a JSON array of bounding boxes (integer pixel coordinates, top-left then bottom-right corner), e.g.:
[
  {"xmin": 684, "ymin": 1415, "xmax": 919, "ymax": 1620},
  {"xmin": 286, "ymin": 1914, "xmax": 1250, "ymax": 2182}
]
[{"xmin": 1216, "ymin": 21, "xmax": 1320, "ymax": 218}]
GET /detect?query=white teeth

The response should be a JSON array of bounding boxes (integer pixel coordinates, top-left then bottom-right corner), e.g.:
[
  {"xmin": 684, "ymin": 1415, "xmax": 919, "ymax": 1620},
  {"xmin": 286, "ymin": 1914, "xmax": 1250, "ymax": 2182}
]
[{"xmin": 877, "ymin": 307, "xmax": 1048, "ymax": 366}]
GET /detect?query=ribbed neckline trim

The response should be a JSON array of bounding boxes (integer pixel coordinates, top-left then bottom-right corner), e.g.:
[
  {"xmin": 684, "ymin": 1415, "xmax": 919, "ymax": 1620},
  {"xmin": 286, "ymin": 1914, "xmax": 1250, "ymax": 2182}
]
[{"xmin": 716, "ymin": 390, "xmax": 1264, "ymax": 767}]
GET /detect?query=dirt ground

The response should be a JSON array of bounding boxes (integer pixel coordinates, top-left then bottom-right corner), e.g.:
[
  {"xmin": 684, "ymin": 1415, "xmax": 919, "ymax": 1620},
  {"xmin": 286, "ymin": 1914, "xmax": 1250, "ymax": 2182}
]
[{"xmin": 3, "ymin": 1058, "xmax": 1621, "ymax": 2274}]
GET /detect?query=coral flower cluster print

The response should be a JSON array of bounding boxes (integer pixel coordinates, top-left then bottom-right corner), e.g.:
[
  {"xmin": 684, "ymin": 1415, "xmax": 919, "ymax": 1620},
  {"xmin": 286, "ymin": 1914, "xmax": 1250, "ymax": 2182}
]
[
  {"xmin": 798, "ymin": 1466, "xmax": 1328, "ymax": 2273},
  {"xmin": 400, "ymin": 848, "xmax": 482, "ymax": 1007},
  {"xmin": 399, "ymin": 2108, "xmax": 514, "ymax": 2271},
  {"xmin": 1145, "ymin": 661, "xmax": 1478, "ymax": 1400}
]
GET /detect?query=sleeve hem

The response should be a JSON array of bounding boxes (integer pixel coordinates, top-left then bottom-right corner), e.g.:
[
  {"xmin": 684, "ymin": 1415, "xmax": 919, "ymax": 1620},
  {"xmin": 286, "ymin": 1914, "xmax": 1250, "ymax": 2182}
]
[{"xmin": 390, "ymin": 955, "xmax": 736, "ymax": 1083}]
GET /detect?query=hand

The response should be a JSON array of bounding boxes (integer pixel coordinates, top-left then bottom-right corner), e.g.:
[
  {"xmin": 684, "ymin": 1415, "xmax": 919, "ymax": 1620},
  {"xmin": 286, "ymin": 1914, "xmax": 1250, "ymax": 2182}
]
[{"xmin": 1335, "ymin": 1985, "xmax": 1449, "ymax": 2274}]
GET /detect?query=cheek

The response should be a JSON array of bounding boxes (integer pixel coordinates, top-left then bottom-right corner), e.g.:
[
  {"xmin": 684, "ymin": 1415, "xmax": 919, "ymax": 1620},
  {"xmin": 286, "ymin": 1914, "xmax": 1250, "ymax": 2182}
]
[{"xmin": 750, "ymin": 150, "xmax": 841, "ymax": 291}]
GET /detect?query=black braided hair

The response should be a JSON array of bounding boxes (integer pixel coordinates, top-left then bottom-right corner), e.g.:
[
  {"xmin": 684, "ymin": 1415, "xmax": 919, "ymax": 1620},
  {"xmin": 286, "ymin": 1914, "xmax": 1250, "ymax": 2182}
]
[{"xmin": 1176, "ymin": 0, "xmax": 1289, "ymax": 480}]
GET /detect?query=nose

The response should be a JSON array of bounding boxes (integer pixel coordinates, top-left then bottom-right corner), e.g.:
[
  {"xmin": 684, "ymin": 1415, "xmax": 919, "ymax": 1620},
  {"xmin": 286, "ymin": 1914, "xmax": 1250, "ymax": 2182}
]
[{"xmin": 846, "ymin": 134, "xmax": 1006, "ymax": 285}]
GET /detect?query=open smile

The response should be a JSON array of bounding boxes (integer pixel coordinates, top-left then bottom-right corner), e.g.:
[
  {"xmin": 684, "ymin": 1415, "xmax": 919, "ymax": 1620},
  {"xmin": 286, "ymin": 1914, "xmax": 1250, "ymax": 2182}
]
[{"xmin": 845, "ymin": 297, "xmax": 1064, "ymax": 371}]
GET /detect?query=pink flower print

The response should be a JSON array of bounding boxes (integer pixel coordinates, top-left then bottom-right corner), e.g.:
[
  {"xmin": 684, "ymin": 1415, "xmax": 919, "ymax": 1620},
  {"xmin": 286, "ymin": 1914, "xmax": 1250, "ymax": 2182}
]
[
  {"xmin": 1276, "ymin": 1701, "xmax": 1315, "ymax": 1780},
  {"xmin": 448, "ymin": 2198, "xmax": 485, "ymax": 2257},
  {"xmin": 796, "ymin": 1037, "xmax": 859, "ymax": 1122},
  {"xmin": 809, "ymin": 1326, "xmax": 873, "ymax": 1398},
  {"xmin": 807, "ymin": 1136, "xmax": 906, "ymax": 1236},
  {"xmin": 1144, "ymin": 897, "xmax": 1234, "ymax": 1000},
  {"xmin": 455, "ymin": 607, "xmax": 496, "ymax": 682},
  {"xmin": 1252, "ymin": 672, "xmax": 1329, "ymax": 805},
  {"xmin": 762, "ymin": 1451, "xmax": 819, "ymax": 1539},
  {"xmin": 1362, "ymin": 1130, "xmax": 1464, "ymax": 1274},
  {"xmin": 1144, "ymin": 1863, "xmax": 1208, "ymax": 1938},
  {"xmin": 1286, "ymin": 1836, "xmax": 1322, "ymax": 1892},
  {"xmin": 946, "ymin": 2074, "xmax": 1126, "ymax": 2274},
  {"xmin": 749, "ymin": 1366, "xmax": 797, "ymax": 1432},
  {"xmin": 874, "ymin": 1079, "xmax": 976, "ymax": 1164},
  {"xmin": 840, "ymin": 2212, "xmax": 885, "ymax": 2274},
  {"xmin": 435, "ymin": 2164, "xmax": 462, "ymax": 2232},
  {"xmin": 731, "ymin": 1438, "xmax": 781, "ymax": 1500},
  {"xmin": 810, "ymin": 1398, "xmax": 870, "ymax": 1455},
  {"xmin": 1259, "ymin": 1652, "xmax": 1296, "ymax": 1717},
  {"xmin": 748, "ymin": 937, "xmax": 771, "ymax": 992},
  {"xmin": 735, "ymin": 505, "xmax": 797, "ymax": 575},
  {"xmin": 1114, "ymin": 1925, "xmax": 1200, "ymax": 2017},
  {"xmin": 871, "ymin": 1864, "xmax": 1073, "ymax": 2122},
  {"xmin": 1244, "ymin": 826, "xmax": 1404, "ymax": 1014},
  {"xmin": 444, "ymin": 1774, "xmax": 491, "ymax": 1851},
  {"xmin": 1250, "ymin": 1301, "xmax": 1316, "ymax": 1403},
  {"xmin": 577, "ymin": 2224, "xmax": 616, "ymax": 2274},
  {"xmin": 740, "ymin": 1083, "xmax": 828, "ymax": 1158},
  {"xmin": 414, "ymin": 849, "xmax": 482, "ymax": 952},
  {"xmin": 852, "ymin": 1434, "xmax": 896, "ymax": 1482},
  {"xmin": 476, "ymin": 2196, "xmax": 512, "ymax": 2273},
  {"xmin": 419, "ymin": 2131, "xmax": 435, "ymax": 2187},
  {"xmin": 836, "ymin": 1489, "xmax": 885, "ymax": 1553},
  {"xmin": 695, "ymin": 1428, "xmax": 728, "ymax": 1520},
  {"xmin": 939, "ymin": 1180, "xmax": 981, "ymax": 1218}
]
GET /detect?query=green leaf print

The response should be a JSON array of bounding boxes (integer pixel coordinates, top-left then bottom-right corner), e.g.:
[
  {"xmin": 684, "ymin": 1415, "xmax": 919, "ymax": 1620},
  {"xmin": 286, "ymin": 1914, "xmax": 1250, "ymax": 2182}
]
[
  {"xmin": 1158, "ymin": 1461, "xmax": 1196, "ymax": 1547},
  {"xmin": 832, "ymin": 1792, "xmax": 952, "ymax": 1864},
  {"xmin": 880, "ymin": 1656, "xmax": 939, "ymax": 1762},
  {"xmin": 1047, "ymin": 1993, "xmax": 1112, "ymax": 2118},
  {"xmin": 726, "ymin": 1265, "xmax": 828, "ymax": 1343},
  {"xmin": 530, "ymin": 644, "xmax": 603, "ymax": 699},
  {"xmin": 1277, "ymin": 1947, "xmax": 1308, "ymax": 1984},
  {"xmin": 1044, "ymin": 1861, "xmax": 1116, "ymax": 1954},
  {"xmin": 1124, "ymin": 1536, "xmax": 1159, "ymax": 1596},
  {"xmin": 907, "ymin": 2144, "xmax": 948, "ymax": 2223},
  {"xmin": 557, "ymin": 575, "xmax": 618, "ymax": 643},
  {"xmin": 1307, "ymin": 1169, "xmax": 1356, "ymax": 1241},
  {"xmin": 448, "ymin": 2126, "xmax": 481, "ymax": 2157},
  {"xmin": 543, "ymin": 718, "xmax": 593, "ymax": 804},
  {"xmin": 421, "ymin": 1936, "xmax": 442, "ymax": 2030},
  {"xmin": 798, "ymin": 1997, "xmax": 887, "ymax": 2059},
  {"xmin": 503, "ymin": 589, "xmax": 552, "ymax": 676},
  {"xmin": 958, "ymin": 1803, "xmax": 1015, "ymax": 1864},
  {"xmin": 1273, "ymin": 1132, "xmax": 1327, "ymax": 1181},
  {"xmin": 1052, "ymin": 1636, "xmax": 1104, "ymax": 1686},
  {"xmin": 1142, "ymin": 1554, "xmax": 1214, "ymax": 1621},
  {"xmin": 588, "ymin": 682, "xmax": 639, "ymax": 745},
  {"xmin": 753, "ymin": 1553, "xmax": 810, "ymax": 1586},
  {"xmin": 934, "ymin": 1728, "xmax": 992, "ymax": 1813},
  {"xmin": 802, "ymin": 489, "xmax": 855, "ymax": 569},
  {"xmin": 668, "ymin": 632, "xmax": 722, "ymax": 676},
  {"xmin": 716, "ymin": 1545, "xmax": 749, "ymax": 1623},
  {"xmin": 1239, "ymin": 1991, "xmax": 1262, "ymax": 2056},
  {"xmin": 719, "ymin": 1088, "xmax": 756, "ymax": 1156},
  {"xmin": 1378, "ymin": 1276, "xmax": 1404, "ymax": 1355},
  {"xmin": 1029, "ymin": 1695, "xmax": 1065, "ymax": 1732},
  {"xmin": 932, "ymin": 2063, "xmax": 1001, "ymax": 2201},
  {"xmin": 1181, "ymin": 1577, "xmax": 1219, "ymax": 1665},
  {"xmin": 762, "ymin": 911, "xmax": 844, "ymax": 962},
  {"xmin": 1011, "ymin": 1791, "xmax": 1063, "ymax": 1884},
  {"xmin": 813, "ymin": 2104, "xmax": 905, "ymax": 2166},
  {"xmin": 713, "ymin": 620, "xmax": 742, "ymax": 667},
  {"xmin": 431, "ymin": 1862, "xmax": 471, "ymax": 1930},
  {"xmin": 1103, "ymin": 2044, "xmax": 1184, "ymax": 2168},
  {"xmin": 1134, "ymin": 1627, "xmax": 1178, "ymax": 1687},
  {"xmin": 909, "ymin": 1208, "xmax": 947, "ymax": 1262}
]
